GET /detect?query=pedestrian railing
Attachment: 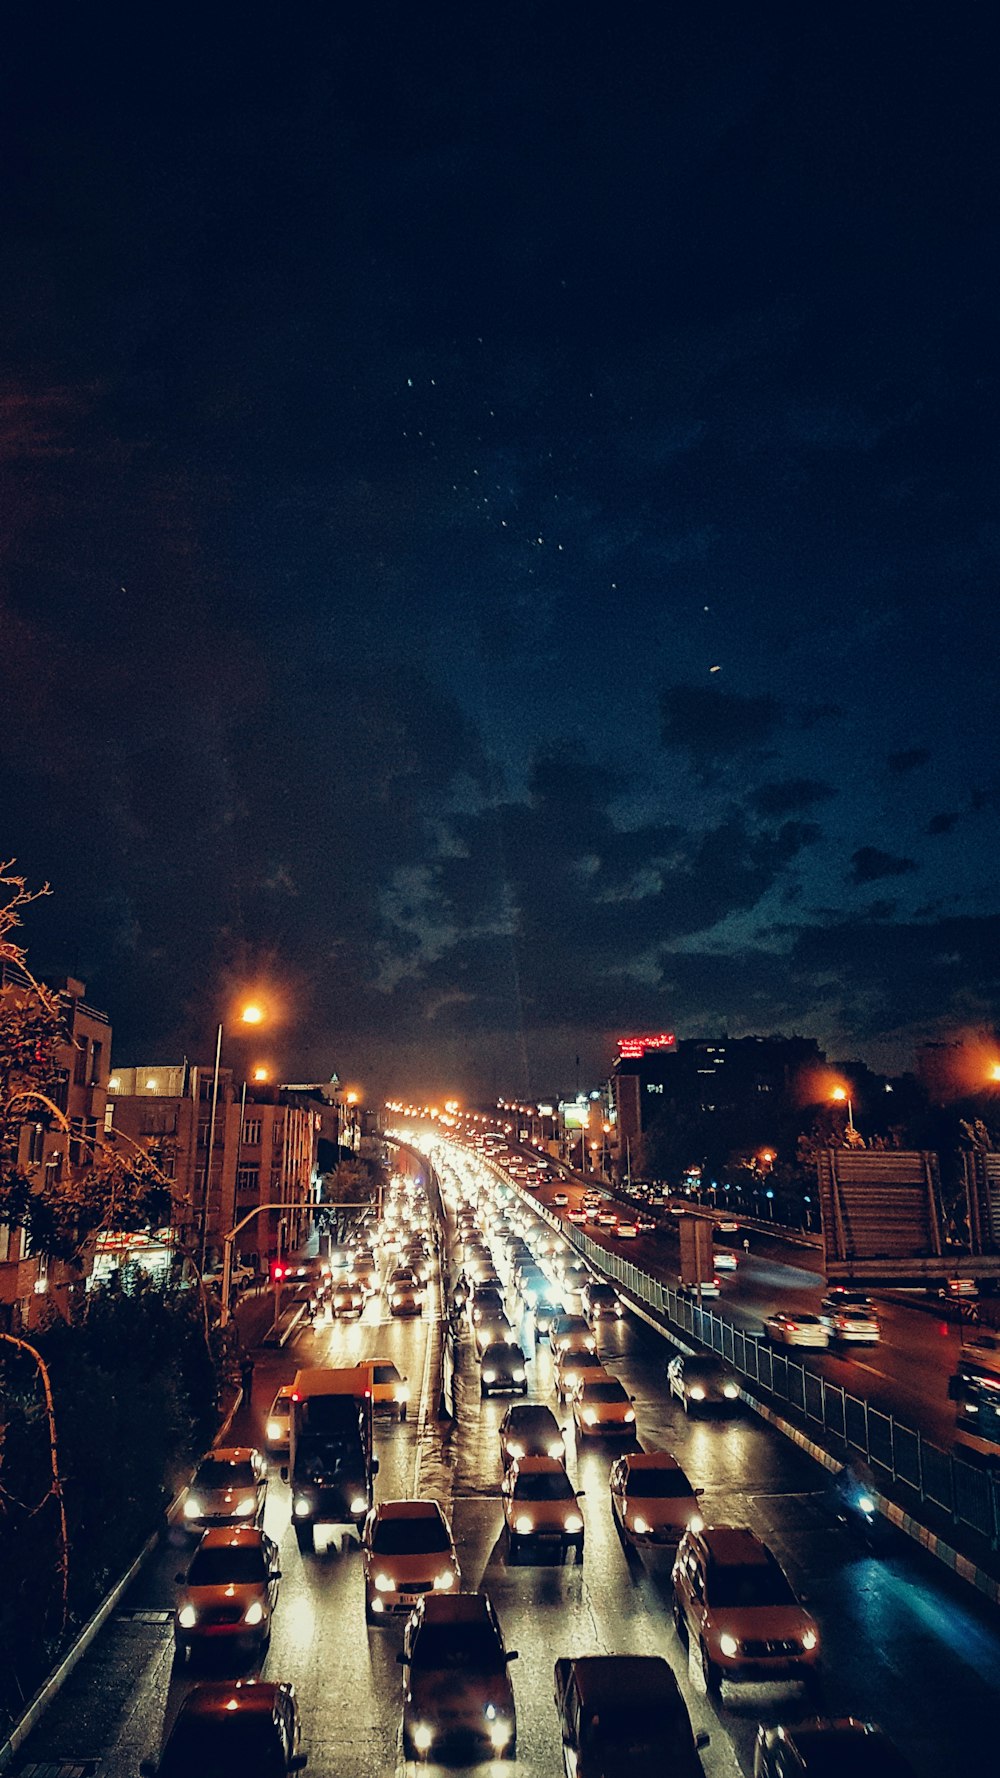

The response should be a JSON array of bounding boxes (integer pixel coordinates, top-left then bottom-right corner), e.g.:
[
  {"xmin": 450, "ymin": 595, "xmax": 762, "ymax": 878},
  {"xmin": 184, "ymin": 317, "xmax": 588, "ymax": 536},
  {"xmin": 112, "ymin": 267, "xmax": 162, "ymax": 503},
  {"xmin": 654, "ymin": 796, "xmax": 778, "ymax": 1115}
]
[{"xmin": 503, "ymin": 1171, "xmax": 1000, "ymax": 1550}]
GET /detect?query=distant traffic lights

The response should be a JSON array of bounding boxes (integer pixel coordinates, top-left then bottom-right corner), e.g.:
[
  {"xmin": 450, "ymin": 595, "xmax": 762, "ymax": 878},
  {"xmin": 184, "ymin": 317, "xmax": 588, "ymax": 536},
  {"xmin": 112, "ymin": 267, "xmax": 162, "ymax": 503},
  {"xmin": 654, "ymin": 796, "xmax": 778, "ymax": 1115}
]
[{"xmin": 270, "ymin": 1260, "xmax": 287, "ymax": 1283}]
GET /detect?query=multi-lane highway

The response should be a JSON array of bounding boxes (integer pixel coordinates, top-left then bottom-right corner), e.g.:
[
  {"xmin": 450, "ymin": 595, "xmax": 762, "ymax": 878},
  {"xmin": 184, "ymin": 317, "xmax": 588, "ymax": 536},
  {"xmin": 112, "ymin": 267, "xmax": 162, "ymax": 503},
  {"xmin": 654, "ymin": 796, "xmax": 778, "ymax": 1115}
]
[{"xmin": 13, "ymin": 1143, "xmax": 1000, "ymax": 1778}]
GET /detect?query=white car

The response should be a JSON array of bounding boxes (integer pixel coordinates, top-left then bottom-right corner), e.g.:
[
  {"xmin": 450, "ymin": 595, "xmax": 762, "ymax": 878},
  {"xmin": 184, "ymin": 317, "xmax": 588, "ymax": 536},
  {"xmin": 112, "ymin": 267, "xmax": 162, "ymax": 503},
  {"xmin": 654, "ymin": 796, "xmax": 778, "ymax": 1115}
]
[
  {"xmin": 553, "ymin": 1192, "xmax": 569, "ymax": 1207},
  {"xmin": 713, "ymin": 1251, "xmax": 738, "ymax": 1272},
  {"xmin": 764, "ymin": 1312, "xmax": 830, "ymax": 1350},
  {"xmin": 821, "ymin": 1305, "xmax": 880, "ymax": 1344}
]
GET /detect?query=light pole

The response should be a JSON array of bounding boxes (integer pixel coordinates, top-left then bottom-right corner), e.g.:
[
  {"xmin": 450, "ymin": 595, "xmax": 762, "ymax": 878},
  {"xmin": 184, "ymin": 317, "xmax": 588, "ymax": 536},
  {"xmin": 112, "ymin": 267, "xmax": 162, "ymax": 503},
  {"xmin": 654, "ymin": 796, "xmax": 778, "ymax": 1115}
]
[
  {"xmin": 199, "ymin": 1003, "xmax": 266, "ymax": 1274},
  {"xmin": 832, "ymin": 1085, "xmax": 855, "ymax": 1134}
]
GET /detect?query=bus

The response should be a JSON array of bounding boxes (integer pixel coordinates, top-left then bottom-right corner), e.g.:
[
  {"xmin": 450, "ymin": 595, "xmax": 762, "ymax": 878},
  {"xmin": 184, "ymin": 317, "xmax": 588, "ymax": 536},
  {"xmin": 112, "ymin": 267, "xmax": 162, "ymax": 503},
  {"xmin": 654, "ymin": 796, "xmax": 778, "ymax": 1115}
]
[{"xmin": 949, "ymin": 1333, "xmax": 1000, "ymax": 1453}]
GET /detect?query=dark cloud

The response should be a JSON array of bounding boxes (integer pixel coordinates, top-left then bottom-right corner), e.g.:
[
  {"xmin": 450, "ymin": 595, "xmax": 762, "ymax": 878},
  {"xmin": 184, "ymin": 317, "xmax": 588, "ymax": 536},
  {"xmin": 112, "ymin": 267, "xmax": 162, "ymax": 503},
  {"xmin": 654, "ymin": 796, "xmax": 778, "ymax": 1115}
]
[
  {"xmin": 888, "ymin": 748, "xmax": 931, "ymax": 775},
  {"xmin": 660, "ymin": 685, "xmax": 783, "ymax": 774},
  {"xmin": 927, "ymin": 811, "xmax": 960, "ymax": 836},
  {"xmin": 849, "ymin": 847, "xmax": 918, "ymax": 885},
  {"xmin": 750, "ymin": 778, "xmax": 836, "ymax": 818}
]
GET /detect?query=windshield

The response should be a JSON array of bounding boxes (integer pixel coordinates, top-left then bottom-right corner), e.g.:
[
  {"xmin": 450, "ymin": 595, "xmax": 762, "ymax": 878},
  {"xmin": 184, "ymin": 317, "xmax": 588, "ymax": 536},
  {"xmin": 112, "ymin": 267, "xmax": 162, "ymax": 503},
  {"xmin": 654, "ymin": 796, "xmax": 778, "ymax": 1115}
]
[
  {"xmin": 505, "ymin": 1409, "xmax": 555, "ymax": 1433},
  {"xmin": 483, "ymin": 1347, "xmax": 521, "ymax": 1365},
  {"xmin": 683, "ymin": 1360, "xmax": 729, "ymax": 1382},
  {"xmin": 188, "ymin": 1547, "xmax": 268, "ymax": 1586},
  {"xmin": 628, "ymin": 1469, "xmax": 693, "ymax": 1498},
  {"xmin": 589, "ymin": 1288, "xmax": 616, "ymax": 1302},
  {"xmin": 413, "ymin": 1625, "xmax": 504, "ymax": 1670},
  {"xmin": 790, "ymin": 1737, "xmax": 911, "ymax": 1778},
  {"xmin": 196, "ymin": 1460, "xmax": 256, "ymax": 1490},
  {"xmin": 373, "ymin": 1365, "xmax": 401, "ymax": 1385},
  {"xmin": 707, "ymin": 1561, "xmax": 795, "ymax": 1608},
  {"xmin": 162, "ymin": 1718, "xmax": 285, "ymax": 1778},
  {"xmin": 582, "ymin": 1382, "xmax": 628, "ymax": 1403},
  {"xmin": 371, "ymin": 1518, "xmax": 449, "ymax": 1555},
  {"xmin": 514, "ymin": 1472, "xmax": 574, "ymax": 1501}
]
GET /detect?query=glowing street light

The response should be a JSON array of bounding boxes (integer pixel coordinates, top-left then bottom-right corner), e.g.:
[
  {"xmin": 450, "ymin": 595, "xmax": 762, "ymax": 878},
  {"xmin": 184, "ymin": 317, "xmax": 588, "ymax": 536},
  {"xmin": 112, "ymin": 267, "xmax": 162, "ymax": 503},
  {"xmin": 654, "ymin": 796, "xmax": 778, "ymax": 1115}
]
[
  {"xmin": 241, "ymin": 1003, "xmax": 264, "ymax": 1025},
  {"xmin": 831, "ymin": 1085, "xmax": 855, "ymax": 1132},
  {"xmin": 252, "ymin": 1067, "xmax": 269, "ymax": 1083},
  {"xmin": 990, "ymin": 1063, "xmax": 1000, "ymax": 1084}
]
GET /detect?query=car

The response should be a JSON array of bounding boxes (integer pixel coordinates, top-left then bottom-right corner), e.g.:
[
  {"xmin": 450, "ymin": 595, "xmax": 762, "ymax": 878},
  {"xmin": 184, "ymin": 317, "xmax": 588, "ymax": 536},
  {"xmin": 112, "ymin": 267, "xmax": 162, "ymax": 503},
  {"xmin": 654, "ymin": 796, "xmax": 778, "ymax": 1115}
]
[
  {"xmin": 567, "ymin": 1207, "xmax": 587, "ymax": 1224},
  {"xmin": 475, "ymin": 1313, "xmax": 515, "ymax": 1355},
  {"xmin": 498, "ymin": 1402, "xmax": 566, "ymax": 1469},
  {"xmin": 764, "ymin": 1312, "xmax": 830, "ymax": 1350},
  {"xmin": 679, "ymin": 1276, "xmax": 722, "ymax": 1299},
  {"xmin": 390, "ymin": 1281, "xmax": 423, "ymax": 1316},
  {"xmin": 470, "ymin": 1285, "xmax": 506, "ymax": 1325},
  {"xmin": 400, "ymin": 1592, "xmax": 518, "ymax": 1761},
  {"xmin": 361, "ymin": 1358, "xmax": 410, "ymax": 1421},
  {"xmin": 666, "ymin": 1354, "xmax": 742, "ymax": 1413},
  {"xmin": 550, "ymin": 1313, "xmax": 597, "ymax": 1355},
  {"xmin": 753, "ymin": 1718, "xmax": 915, "ymax": 1778},
  {"xmin": 388, "ymin": 1265, "xmax": 422, "ymax": 1294},
  {"xmin": 329, "ymin": 1282, "xmax": 365, "ymax": 1318},
  {"xmin": 501, "ymin": 1456, "xmax": 584, "ymax": 1562},
  {"xmin": 480, "ymin": 1341, "xmax": 528, "ymax": 1397},
  {"xmin": 554, "ymin": 1656, "xmax": 708, "ymax": 1778},
  {"xmin": 581, "ymin": 1281, "xmax": 623, "ymax": 1324},
  {"xmin": 610, "ymin": 1451, "xmax": 704, "ymax": 1549},
  {"xmin": 597, "ymin": 1210, "xmax": 618, "ymax": 1228},
  {"xmin": 572, "ymin": 1376, "xmax": 637, "ymax": 1440},
  {"xmin": 532, "ymin": 1296, "xmax": 562, "ymax": 1337},
  {"xmin": 173, "ymin": 1527, "xmax": 282, "ymax": 1662},
  {"xmin": 822, "ymin": 1305, "xmax": 880, "ymax": 1345},
  {"xmin": 552, "ymin": 1192, "xmax": 569, "ymax": 1207},
  {"xmin": 553, "ymin": 1346, "xmax": 607, "ymax": 1402},
  {"xmin": 672, "ymin": 1526, "xmax": 820, "ymax": 1698},
  {"xmin": 714, "ymin": 1250, "xmax": 739, "ymax": 1272},
  {"xmin": 616, "ymin": 1220, "xmax": 639, "ymax": 1239},
  {"xmin": 265, "ymin": 1386, "xmax": 294, "ymax": 1454},
  {"xmin": 183, "ymin": 1447, "xmax": 268, "ymax": 1532},
  {"xmin": 820, "ymin": 1288, "xmax": 875, "ymax": 1314},
  {"xmin": 635, "ymin": 1214, "xmax": 658, "ymax": 1234},
  {"xmin": 140, "ymin": 1680, "xmax": 306, "ymax": 1777},
  {"xmin": 362, "ymin": 1499, "xmax": 460, "ymax": 1622}
]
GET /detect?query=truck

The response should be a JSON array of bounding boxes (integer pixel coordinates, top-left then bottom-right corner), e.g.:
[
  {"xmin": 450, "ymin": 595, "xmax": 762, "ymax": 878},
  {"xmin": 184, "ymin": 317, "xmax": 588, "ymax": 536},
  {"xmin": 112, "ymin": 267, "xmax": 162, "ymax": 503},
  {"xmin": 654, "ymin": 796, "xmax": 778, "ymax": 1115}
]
[
  {"xmin": 281, "ymin": 1366, "xmax": 377, "ymax": 1552},
  {"xmin": 553, "ymin": 1655, "xmax": 708, "ymax": 1778}
]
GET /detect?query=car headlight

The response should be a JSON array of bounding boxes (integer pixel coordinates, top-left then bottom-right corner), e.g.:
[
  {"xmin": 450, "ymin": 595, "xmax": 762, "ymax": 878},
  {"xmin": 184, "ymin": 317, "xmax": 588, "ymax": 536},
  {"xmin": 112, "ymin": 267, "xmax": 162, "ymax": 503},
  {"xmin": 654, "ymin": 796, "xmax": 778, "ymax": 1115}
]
[
  {"xmin": 266, "ymin": 1420, "xmax": 283, "ymax": 1441},
  {"xmin": 857, "ymin": 1494, "xmax": 875, "ymax": 1515},
  {"xmin": 514, "ymin": 1514, "xmax": 533, "ymax": 1534},
  {"xmin": 547, "ymin": 1440, "xmax": 564, "ymax": 1458},
  {"xmin": 234, "ymin": 1497, "xmax": 255, "ymax": 1516},
  {"xmin": 183, "ymin": 1497, "xmax": 201, "ymax": 1519},
  {"xmin": 433, "ymin": 1570, "xmax": 455, "ymax": 1589},
  {"xmin": 723, "ymin": 1382, "xmax": 739, "ymax": 1399},
  {"xmin": 719, "ymin": 1633, "xmax": 740, "ymax": 1657},
  {"xmin": 624, "ymin": 1409, "xmax": 636, "ymax": 1422},
  {"xmin": 583, "ymin": 1409, "xmax": 598, "ymax": 1425},
  {"xmin": 565, "ymin": 1512, "xmax": 583, "ymax": 1534},
  {"xmin": 412, "ymin": 1724, "xmax": 434, "ymax": 1752},
  {"xmin": 294, "ymin": 1496, "xmax": 312, "ymax": 1517},
  {"xmin": 483, "ymin": 1370, "xmax": 497, "ymax": 1383},
  {"xmin": 393, "ymin": 1295, "xmax": 403, "ymax": 1306},
  {"xmin": 513, "ymin": 1367, "xmax": 526, "ymax": 1382},
  {"xmin": 177, "ymin": 1603, "xmax": 198, "ymax": 1629},
  {"xmin": 689, "ymin": 1385, "xmax": 706, "ymax": 1401},
  {"xmin": 244, "ymin": 1600, "xmax": 265, "ymax": 1626},
  {"xmin": 488, "ymin": 1717, "xmax": 512, "ymax": 1748},
  {"xmin": 395, "ymin": 1384, "xmax": 410, "ymax": 1402},
  {"xmin": 374, "ymin": 1573, "xmax": 395, "ymax": 1592},
  {"xmin": 585, "ymin": 1337, "xmax": 596, "ymax": 1351},
  {"xmin": 350, "ymin": 1495, "xmax": 368, "ymax": 1515},
  {"xmin": 507, "ymin": 1441, "xmax": 524, "ymax": 1459},
  {"xmin": 688, "ymin": 1513, "xmax": 704, "ymax": 1534},
  {"xmin": 801, "ymin": 1628, "xmax": 818, "ymax": 1651},
  {"xmin": 632, "ymin": 1515, "xmax": 650, "ymax": 1535}
]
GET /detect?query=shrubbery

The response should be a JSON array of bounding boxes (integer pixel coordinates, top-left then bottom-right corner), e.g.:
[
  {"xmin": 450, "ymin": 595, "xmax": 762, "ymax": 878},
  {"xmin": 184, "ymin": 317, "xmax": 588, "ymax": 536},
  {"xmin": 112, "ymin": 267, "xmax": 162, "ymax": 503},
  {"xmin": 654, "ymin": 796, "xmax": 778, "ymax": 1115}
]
[{"xmin": 0, "ymin": 1274, "xmax": 222, "ymax": 1735}]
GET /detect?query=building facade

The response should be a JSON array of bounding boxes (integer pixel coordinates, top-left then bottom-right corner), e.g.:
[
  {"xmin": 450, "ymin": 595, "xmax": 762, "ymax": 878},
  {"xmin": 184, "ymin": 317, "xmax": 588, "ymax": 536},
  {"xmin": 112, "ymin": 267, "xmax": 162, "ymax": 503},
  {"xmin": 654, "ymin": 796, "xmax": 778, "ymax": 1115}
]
[{"xmin": 611, "ymin": 1032, "xmax": 825, "ymax": 1168}]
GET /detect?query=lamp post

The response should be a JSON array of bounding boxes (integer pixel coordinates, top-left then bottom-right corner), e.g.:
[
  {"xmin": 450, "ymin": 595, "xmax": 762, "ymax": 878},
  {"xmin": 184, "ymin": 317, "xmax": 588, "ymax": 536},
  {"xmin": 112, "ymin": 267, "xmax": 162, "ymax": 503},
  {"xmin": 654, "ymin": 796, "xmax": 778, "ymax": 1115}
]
[
  {"xmin": 199, "ymin": 1004, "xmax": 266, "ymax": 1275},
  {"xmin": 832, "ymin": 1085, "xmax": 855, "ymax": 1134}
]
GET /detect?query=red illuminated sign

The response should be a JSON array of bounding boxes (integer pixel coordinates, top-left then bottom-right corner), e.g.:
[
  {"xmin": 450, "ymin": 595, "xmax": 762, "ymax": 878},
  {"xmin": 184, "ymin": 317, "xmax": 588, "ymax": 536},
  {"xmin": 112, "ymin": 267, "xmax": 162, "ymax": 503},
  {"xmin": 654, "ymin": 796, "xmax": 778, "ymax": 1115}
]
[{"xmin": 617, "ymin": 1033, "xmax": 676, "ymax": 1059}]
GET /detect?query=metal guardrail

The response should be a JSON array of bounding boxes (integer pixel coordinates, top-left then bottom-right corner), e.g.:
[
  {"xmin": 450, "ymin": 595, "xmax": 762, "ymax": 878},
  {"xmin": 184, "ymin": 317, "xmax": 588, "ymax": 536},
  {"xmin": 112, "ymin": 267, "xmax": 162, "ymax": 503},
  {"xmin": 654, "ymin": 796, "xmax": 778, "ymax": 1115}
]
[{"xmin": 505, "ymin": 1173, "xmax": 1000, "ymax": 1551}]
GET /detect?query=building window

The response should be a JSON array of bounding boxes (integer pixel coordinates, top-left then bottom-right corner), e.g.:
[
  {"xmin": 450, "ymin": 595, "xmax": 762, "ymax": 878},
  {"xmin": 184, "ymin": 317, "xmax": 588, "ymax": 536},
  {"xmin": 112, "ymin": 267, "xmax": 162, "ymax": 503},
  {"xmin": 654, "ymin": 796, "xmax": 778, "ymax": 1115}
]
[
  {"xmin": 73, "ymin": 1039, "xmax": 88, "ymax": 1086},
  {"xmin": 272, "ymin": 1120, "xmax": 284, "ymax": 1143},
  {"xmin": 26, "ymin": 1123, "xmax": 44, "ymax": 1165},
  {"xmin": 236, "ymin": 1165, "xmax": 260, "ymax": 1195},
  {"xmin": 89, "ymin": 1039, "xmax": 103, "ymax": 1086},
  {"xmin": 242, "ymin": 1119, "xmax": 262, "ymax": 1147}
]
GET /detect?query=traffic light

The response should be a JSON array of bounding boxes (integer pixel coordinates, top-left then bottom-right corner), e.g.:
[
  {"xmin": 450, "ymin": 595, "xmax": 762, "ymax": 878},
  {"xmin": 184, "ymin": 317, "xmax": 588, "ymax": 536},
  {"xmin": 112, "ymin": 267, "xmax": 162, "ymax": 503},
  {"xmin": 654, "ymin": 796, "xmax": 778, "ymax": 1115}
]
[{"xmin": 270, "ymin": 1260, "xmax": 287, "ymax": 1284}]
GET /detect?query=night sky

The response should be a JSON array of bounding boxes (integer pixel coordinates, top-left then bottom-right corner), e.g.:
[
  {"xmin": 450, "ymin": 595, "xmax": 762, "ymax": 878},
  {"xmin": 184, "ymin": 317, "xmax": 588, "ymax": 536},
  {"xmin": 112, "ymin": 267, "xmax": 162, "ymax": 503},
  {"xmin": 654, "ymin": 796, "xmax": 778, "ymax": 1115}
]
[{"xmin": 2, "ymin": 8, "xmax": 999, "ymax": 1099}]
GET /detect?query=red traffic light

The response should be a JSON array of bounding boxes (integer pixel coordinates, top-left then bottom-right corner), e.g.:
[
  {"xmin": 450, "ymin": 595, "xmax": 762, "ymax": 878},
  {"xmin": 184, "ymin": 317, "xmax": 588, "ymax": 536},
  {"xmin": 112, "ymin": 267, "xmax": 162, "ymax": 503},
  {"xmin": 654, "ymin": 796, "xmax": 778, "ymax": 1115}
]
[{"xmin": 270, "ymin": 1261, "xmax": 286, "ymax": 1282}]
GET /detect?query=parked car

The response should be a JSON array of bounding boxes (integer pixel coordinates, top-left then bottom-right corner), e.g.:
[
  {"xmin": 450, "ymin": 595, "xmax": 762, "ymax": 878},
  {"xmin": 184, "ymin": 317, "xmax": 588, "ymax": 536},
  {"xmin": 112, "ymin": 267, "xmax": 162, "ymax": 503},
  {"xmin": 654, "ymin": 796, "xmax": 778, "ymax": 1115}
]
[
  {"xmin": 174, "ymin": 1527, "xmax": 281, "ymax": 1662},
  {"xmin": 498, "ymin": 1402, "xmax": 566, "ymax": 1469},
  {"xmin": 480, "ymin": 1341, "xmax": 528, "ymax": 1398},
  {"xmin": 140, "ymin": 1681, "xmax": 305, "ymax": 1777},
  {"xmin": 764, "ymin": 1312, "xmax": 830, "ymax": 1350},
  {"xmin": 400, "ymin": 1593, "xmax": 518, "ymax": 1761},
  {"xmin": 754, "ymin": 1719, "xmax": 915, "ymax": 1778},
  {"xmin": 554, "ymin": 1656, "xmax": 707, "ymax": 1778},
  {"xmin": 183, "ymin": 1447, "xmax": 268, "ymax": 1532},
  {"xmin": 610, "ymin": 1451, "xmax": 704, "ymax": 1548},
  {"xmin": 362, "ymin": 1499, "xmax": 460, "ymax": 1622},
  {"xmin": 501, "ymin": 1457, "xmax": 584, "ymax": 1562},
  {"xmin": 572, "ymin": 1376, "xmax": 637, "ymax": 1440},
  {"xmin": 667, "ymin": 1354, "xmax": 741, "ymax": 1414},
  {"xmin": 672, "ymin": 1525, "xmax": 820, "ymax": 1698}
]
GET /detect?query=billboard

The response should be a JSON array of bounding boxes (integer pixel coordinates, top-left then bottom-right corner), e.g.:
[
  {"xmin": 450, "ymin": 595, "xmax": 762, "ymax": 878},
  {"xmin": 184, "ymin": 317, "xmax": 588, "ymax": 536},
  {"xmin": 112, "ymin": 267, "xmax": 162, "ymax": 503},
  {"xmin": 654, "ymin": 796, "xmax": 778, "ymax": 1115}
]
[{"xmin": 617, "ymin": 1033, "xmax": 676, "ymax": 1059}]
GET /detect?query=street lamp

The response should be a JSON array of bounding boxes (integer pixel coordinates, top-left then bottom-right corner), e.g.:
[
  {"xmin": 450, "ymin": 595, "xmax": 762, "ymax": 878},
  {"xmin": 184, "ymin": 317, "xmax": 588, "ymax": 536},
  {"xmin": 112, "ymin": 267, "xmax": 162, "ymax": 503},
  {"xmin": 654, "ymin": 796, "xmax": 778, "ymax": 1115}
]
[
  {"xmin": 831, "ymin": 1085, "xmax": 855, "ymax": 1133},
  {"xmin": 199, "ymin": 1003, "xmax": 267, "ymax": 1273}
]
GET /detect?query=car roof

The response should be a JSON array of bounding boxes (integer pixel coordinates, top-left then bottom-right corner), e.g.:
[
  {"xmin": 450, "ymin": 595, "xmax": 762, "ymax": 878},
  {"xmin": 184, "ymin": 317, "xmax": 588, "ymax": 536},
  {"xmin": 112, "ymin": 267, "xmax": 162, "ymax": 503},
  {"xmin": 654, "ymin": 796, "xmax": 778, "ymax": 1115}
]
[
  {"xmin": 511, "ymin": 1455, "xmax": 566, "ymax": 1474},
  {"xmin": 178, "ymin": 1680, "xmax": 285, "ymax": 1721},
  {"xmin": 417, "ymin": 1592, "xmax": 496, "ymax": 1625},
  {"xmin": 561, "ymin": 1655, "xmax": 681, "ymax": 1709},
  {"xmin": 195, "ymin": 1525, "xmax": 269, "ymax": 1550},
  {"xmin": 505, "ymin": 1403, "xmax": 557, "ymax": 1422},
  {"xmin": 700, "ymin": 1526, "xmax": 768, "ymax": 1565},
  {"xmin": 482, "ymin": 1342, "xmax": 524, "ymax": 1358},
  {"xmin": 374, "ymin": 1498, "xmax": 443, "ymax": 1520},
  {"xmin": 624, "ymin": 1451, "xmax": 683, "ymax": 1472},
  {"xmin": 199, "ymin": 1446, "xmax": 259, "ymax": 1465}
]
